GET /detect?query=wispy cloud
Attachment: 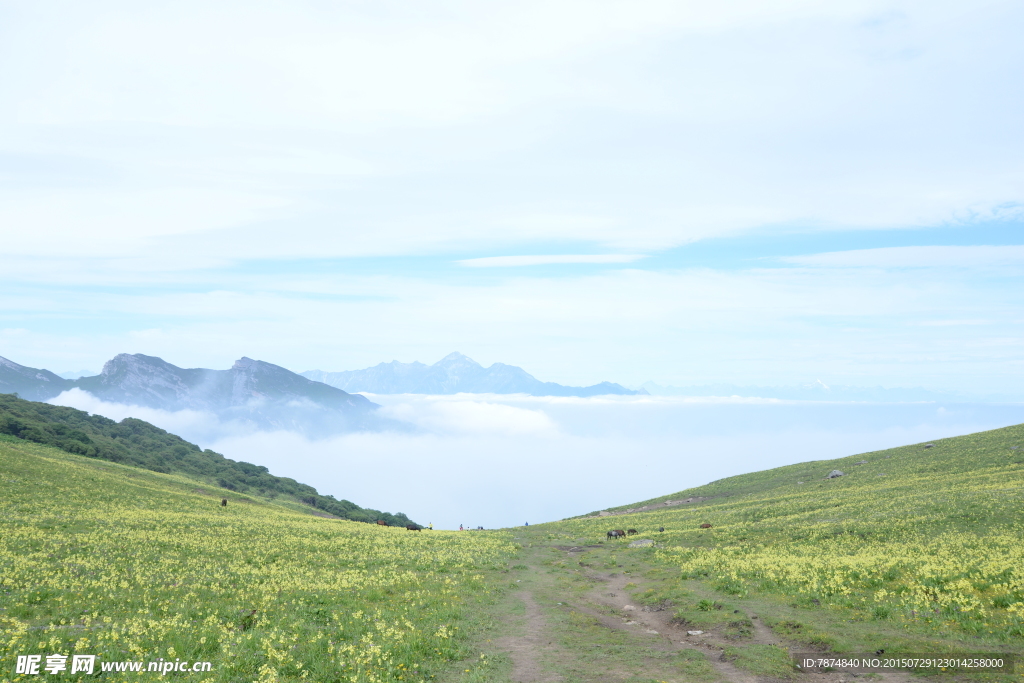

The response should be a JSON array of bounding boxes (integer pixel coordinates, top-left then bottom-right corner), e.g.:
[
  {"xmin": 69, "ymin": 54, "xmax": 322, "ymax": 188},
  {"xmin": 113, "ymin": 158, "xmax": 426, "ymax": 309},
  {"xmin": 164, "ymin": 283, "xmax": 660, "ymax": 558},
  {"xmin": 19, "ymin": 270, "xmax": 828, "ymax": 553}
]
[
  {"xmin": 457, "ymin": 254, "xmax": 647, "ymax": 268},
  {"xmin": 784, "ymin": 245, "xmax": 1024, "ymax": 268}
]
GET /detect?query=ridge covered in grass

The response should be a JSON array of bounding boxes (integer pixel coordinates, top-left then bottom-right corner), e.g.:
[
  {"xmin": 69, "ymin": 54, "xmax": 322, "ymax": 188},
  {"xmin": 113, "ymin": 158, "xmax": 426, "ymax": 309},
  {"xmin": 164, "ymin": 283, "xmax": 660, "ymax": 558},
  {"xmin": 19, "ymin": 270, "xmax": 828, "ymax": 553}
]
[{"xmin": 0, "ymin": 392, "xmax": 414, "ymax": 526}]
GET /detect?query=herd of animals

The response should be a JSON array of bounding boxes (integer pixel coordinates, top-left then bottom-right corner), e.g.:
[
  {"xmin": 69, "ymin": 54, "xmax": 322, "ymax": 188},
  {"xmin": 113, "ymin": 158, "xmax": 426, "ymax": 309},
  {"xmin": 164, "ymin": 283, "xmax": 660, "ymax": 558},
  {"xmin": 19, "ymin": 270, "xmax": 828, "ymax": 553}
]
[
  {"xmin": 606, "ymin": 523, "xmax": 711, "ymax": 538},
  {"xmin": 368, "ymin": 520, "xmax": 712, "ymax": 536}
]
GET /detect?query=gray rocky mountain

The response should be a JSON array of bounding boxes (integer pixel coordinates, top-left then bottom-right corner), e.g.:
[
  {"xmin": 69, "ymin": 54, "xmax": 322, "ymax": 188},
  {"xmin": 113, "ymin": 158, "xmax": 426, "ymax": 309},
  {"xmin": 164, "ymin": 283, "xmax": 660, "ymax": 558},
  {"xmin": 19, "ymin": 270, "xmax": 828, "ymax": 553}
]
[
  {"xmin": 302, "ymin": 352, "xmax": 644, "ymax": 396},
  {"xmin": 0, "ymin": 356, "xmax": 73, "ymax": 401},
  {"xmin": 1, "ymin": 353, "xmax": 388, "ymax": 435}
]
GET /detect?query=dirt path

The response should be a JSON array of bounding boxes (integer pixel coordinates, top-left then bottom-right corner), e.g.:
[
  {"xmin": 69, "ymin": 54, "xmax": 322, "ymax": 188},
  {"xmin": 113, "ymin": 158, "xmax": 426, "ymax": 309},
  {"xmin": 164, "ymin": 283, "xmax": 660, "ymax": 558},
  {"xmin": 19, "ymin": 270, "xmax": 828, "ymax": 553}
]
[
  {"xmin": 584, "ymin": 571, "xmax": 759, "ymax": 683},
  {"xmin": 493, "ymin": 573, "xmax": 562, "ymax": 683},
  {"xmin": 478, "ymin": 537, "xmax": 920, "ymax": 683}
]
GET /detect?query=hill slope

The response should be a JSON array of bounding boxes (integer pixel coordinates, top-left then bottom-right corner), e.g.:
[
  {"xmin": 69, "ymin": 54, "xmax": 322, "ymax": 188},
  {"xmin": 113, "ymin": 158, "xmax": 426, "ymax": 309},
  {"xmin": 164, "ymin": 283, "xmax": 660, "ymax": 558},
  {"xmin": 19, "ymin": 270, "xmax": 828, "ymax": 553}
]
[
  {"xmin": 0, "ymin": 355, "xmax": 73, "ymax": 400},
  {"xmin": 303, "ymin": 351, "xmax": 643, "ymax": 396},
  {"xmin": 0, "ymin": 437, "xmax": 514, "ymax": 681},
  {"xmin": 0, "ymin": 392, "xmax": 414, "ymax": 526},
  {"xmin": 549, "ymin": 422, "xmax": 1024, "ymax": 648}
]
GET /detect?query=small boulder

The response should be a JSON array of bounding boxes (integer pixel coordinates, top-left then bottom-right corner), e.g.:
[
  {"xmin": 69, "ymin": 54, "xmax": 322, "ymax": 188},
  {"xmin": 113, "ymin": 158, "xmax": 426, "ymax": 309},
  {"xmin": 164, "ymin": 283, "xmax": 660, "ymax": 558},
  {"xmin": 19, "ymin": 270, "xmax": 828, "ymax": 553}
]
[
  {"xmin": 826, "ymin": 470, "xmax": 844, "ymax": 479},
  {"xmin": 687, "ymin": 630, "xmax": 704, "ymax": 636},
  {"xmin": 853, "ymin": 460, "xmax": 868, "ymax": 465},
  {"xmin": 923, "ymin": 443, "xmax": 934, "ymax": 448},
  {"xmin": 599, "ymin": 511, "xmax": 611, "ymax": 516}
]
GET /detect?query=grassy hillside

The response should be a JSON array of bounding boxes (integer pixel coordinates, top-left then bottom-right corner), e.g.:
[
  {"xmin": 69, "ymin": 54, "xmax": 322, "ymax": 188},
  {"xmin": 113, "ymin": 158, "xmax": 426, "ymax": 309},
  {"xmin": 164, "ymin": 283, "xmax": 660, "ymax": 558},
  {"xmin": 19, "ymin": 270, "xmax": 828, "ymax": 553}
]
[
  {"xmin": 0, "ymin": 437, "xmax": 514, "ymax": 682},
  {"xmin": 549, "ymin": 423, "xmax": 1024, "ymax": 648},
  {"xmin": 589, "ymin": 424, "xmax": 1024, "ymax": 515},
  {"xmin": 0, "ymin": 393, "xmax": 414, "ymax": 526}
]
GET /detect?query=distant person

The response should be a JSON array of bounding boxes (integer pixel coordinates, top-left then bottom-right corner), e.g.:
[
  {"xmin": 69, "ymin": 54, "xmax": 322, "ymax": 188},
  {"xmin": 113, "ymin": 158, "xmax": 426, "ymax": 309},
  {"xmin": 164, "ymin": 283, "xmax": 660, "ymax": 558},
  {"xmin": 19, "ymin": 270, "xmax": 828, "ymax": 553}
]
[
  {"xmin": 459, "ymin": 524, "xmax": 463, "ymax": 531},
  {"xmin": 525, "ymin": 522, "xmax": 528, "ymax": 526},
  {"xmin": 428, "ymin": 522, "xmax": 433, "ymax": 530}
]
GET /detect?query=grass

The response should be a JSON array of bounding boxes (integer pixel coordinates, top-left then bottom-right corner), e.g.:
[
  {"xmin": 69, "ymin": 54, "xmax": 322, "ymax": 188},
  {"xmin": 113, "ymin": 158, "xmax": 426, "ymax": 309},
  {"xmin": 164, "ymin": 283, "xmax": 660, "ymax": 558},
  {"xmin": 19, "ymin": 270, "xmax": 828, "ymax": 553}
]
[
  {"xmin": 0, "ymin": 436, "xmax": 515, "ymax": 682},
  {"xmin": 721, "ymin": 644, "xmax": 794, "ymax": 678},
  {"xmin": 5, "ymin": 406, "xmax": 1024, "ymax": 682},
  {"xmin": 0, "ymin": 393, "xmax": 416, "ymax": 526},
  {"xmin": 546, "ymin": 423, "xmax": 1024, "ymax": 648}
]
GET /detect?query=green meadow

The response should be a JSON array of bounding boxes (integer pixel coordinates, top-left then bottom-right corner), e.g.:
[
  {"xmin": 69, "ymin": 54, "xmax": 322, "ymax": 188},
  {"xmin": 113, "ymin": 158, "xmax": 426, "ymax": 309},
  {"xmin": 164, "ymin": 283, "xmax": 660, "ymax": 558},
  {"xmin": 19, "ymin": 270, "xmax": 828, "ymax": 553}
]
[
  {"xmin": 3, "ymin": 407, "xmax": 1024, "ymax": 683},
  {"xmin": 484, "ymin": 422, "xmax": 1024, "ymax": 683},
  {"xmin": 0, "ymin": 436, "xmax": 514, "ymax": 683}
]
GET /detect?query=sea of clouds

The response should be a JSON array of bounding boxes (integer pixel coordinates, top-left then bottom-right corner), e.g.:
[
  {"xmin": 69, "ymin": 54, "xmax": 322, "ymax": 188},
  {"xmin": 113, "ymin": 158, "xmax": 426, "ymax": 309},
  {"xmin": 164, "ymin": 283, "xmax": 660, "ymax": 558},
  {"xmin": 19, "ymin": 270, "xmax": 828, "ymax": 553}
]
[{"xmin": 49, "ymin": 390, "xmax": 1024, "ymax": 530}]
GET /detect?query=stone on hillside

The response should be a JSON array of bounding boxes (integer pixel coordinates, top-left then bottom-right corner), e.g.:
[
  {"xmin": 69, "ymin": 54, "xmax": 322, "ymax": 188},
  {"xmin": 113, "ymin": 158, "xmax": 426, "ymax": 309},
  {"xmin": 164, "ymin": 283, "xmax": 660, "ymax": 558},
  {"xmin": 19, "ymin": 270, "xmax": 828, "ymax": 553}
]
[
  {"xmin": 599, "ymin": 510, "xmax": 611, "ymax": 516},
  {"xmin": 854, "ymin": 460, "xmax": 868, "ymax": 465},
  {"xmin": 629, "ymin": 539, "xmax": 654, "ymax": 548},
  {"xmin": 826, "ymin": 470, "xmax": 845, "ymax": 479},
  {"xmin": 924, "ymin": 443, "xmax": 934, "ymax": 448}
]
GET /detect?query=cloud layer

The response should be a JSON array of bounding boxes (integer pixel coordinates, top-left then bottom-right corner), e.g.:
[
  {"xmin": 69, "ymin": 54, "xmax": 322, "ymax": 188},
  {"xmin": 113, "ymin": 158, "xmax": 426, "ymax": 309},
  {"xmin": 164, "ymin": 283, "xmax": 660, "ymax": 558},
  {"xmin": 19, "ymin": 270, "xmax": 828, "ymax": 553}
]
[
  {"xmin": 48, "ymin": 390, "xmax": 1024, "ymax": 529},
  {"xmin": 2, "ymin": 0, "xmax": 1023, "ymax": 263}
]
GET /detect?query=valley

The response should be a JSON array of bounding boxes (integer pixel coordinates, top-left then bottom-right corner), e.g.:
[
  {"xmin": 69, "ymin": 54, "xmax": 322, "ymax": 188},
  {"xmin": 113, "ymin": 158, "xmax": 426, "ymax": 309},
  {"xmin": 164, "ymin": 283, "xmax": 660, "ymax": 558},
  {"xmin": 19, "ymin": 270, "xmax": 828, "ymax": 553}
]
[{"xmin": 2, "ymin": 411, "xmax": 1023, "ymax": 682}]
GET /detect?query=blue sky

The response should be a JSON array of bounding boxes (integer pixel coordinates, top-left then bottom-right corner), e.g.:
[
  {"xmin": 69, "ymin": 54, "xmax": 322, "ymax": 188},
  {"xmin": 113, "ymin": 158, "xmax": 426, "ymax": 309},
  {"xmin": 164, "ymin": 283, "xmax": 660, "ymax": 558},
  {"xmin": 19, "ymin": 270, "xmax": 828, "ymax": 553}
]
[{"xmin": 2, "ymin": 0, "xmax": 1024, "ymax": 395}]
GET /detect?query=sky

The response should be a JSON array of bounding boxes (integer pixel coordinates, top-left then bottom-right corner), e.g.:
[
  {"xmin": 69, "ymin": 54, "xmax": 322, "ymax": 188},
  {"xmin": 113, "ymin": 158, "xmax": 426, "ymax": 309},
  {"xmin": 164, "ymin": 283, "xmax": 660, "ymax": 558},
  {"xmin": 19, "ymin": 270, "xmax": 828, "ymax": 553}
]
[
  {"xmin": 3, "ymin": 1, "xmax": 1024, "ymax": 526},
  {"xmin": 0, "ymin": 0, "xmax": 1022, "ymax": 393}
]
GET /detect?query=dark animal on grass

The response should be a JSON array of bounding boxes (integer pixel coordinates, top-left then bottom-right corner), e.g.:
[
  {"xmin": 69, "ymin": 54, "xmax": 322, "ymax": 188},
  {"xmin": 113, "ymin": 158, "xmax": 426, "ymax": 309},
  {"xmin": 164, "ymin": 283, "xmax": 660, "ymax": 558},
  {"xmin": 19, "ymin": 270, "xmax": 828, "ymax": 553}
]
[
  {"xmin": 220, "ymin": 498, "xmax": 227, "ymax": 507},
  {"xmin": 658, "ymin": 526, "xmax": 665, "ymax": 532},
  {"xmin": 627, "ymin": 529, "xmax": 638, "ymax": 535},
  {"xmin": 376, "ymin": 520, "xmax": 388, "ymax": 526},
  {"xmin": 406, "ymin": 524, "xmax": 421, "ymax": 531},
  {"xmin": 700, "ymin": 523, "xmax": 712, "ymax": 529},
  {"xmin": 607, "ymin": 529, "xmax": 626, "ymax": 539}
]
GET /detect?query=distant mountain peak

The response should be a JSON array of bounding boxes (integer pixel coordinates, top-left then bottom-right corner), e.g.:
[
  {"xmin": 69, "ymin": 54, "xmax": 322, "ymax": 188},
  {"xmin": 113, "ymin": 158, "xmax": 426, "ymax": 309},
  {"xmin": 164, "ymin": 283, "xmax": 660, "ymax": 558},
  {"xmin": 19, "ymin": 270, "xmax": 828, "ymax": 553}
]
[
  {"xmin": 1, "ymin": 352, "xmax": 387, "ymax": 436},
  {"xmin": 0, "ymin": 356, "xmax": 71, "ymax": 400},
  {"xmin": 302, "ymin": 353, "xmax": 641, "ymax": 397}
]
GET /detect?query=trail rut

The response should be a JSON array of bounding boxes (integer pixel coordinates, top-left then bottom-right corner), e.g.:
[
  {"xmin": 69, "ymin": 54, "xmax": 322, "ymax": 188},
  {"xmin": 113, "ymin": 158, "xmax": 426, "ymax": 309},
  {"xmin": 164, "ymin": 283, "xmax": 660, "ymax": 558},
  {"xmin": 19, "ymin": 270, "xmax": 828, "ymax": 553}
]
[{"xmin": 494, "ymin": 571, "xmax": 562, "ymax": 682}]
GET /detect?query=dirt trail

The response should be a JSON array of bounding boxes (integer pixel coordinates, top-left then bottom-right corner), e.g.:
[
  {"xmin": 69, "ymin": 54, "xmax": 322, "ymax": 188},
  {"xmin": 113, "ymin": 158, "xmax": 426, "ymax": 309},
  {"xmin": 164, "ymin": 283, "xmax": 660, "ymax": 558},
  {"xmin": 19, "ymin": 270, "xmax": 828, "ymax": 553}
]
[
  {"xmin": 583, "ymin": 571, "xmax": 758, "ymax": 683},
  {"xmin": 493, "ymin": 569, "xmax": 562, "ymax": 682},
  {"xmin": 486, "ymin": 540, "xmax": 919, "ymax": 683}
]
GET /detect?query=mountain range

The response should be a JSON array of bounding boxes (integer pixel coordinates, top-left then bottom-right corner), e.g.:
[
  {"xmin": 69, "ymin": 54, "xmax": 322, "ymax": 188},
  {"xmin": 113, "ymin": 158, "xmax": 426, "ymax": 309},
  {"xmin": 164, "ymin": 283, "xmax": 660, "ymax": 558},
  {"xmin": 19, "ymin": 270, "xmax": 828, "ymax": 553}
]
[
  {"xmin": 0, "ymin": 353, "xmax": 383, "ymax": 435},
  {"xmin": 302, "ymin": 352, "xmax": 645, "ymax": 397}
]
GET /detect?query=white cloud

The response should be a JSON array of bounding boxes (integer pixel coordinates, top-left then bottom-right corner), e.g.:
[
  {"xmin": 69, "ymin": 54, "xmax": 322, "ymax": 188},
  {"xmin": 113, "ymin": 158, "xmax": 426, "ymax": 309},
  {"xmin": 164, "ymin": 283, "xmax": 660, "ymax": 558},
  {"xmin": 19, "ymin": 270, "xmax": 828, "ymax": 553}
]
[
  {"xmin": 43, "ymin": 389, "xmax": 1024, "ymax": 529},
  {"xmin": 1, "ymin": 0, "xmax": 1022, "ymax": 262},
  {"xmin": 48, "ymin": 389, "xmax": 255, "ymax": 445},
  {"xmin": 784, "ymin": 245, "xmax": 1024, "ymax": 268},
  {"xmin": 0, "ymin": 187, "xmax": 287, "ymax": 258},
  {"xmin": 377, "ymin": 394, "xmax": 559, "ymax": 436},
  {"xmin": 458, "ymin": 254, "xmax": 647, "ymax": 267}
]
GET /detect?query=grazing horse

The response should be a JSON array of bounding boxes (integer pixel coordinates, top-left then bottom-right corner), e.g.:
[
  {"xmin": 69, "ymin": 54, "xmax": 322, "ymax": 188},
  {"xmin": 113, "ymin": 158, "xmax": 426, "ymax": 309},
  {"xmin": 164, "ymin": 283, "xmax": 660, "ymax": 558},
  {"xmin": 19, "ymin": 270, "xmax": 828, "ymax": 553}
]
[
  {"xmin": 376, "ymin": 520, "xmax": 388, "ymax": 526},
  {"xmin": 406, "ymin": 524, "xmax": 421, "ymax": 531},
  {"xmin": 627, "ymin": 529, "xmax": 638, "ymax": 535},
  {"xmin": 699, "ymin": 523, "xmax": 712, "ymax": 529},
  {"xmin": 220, "ymin": 498, "xmax": 227, "ymax": 507},
  {"xmin": 607, "ymin": 529, "xmax": 626, "ymax": 539}
]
